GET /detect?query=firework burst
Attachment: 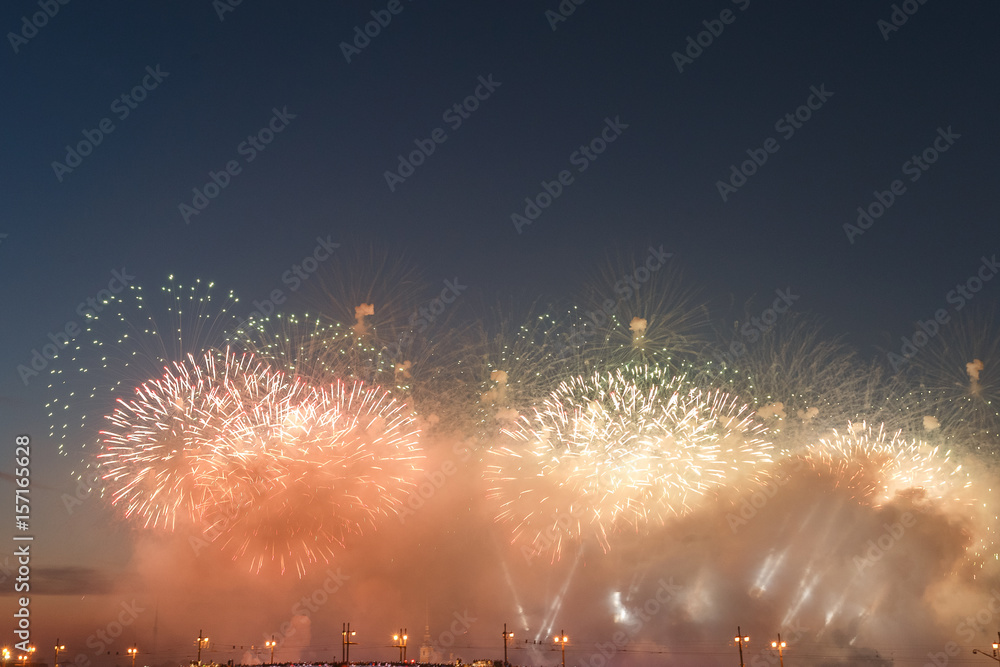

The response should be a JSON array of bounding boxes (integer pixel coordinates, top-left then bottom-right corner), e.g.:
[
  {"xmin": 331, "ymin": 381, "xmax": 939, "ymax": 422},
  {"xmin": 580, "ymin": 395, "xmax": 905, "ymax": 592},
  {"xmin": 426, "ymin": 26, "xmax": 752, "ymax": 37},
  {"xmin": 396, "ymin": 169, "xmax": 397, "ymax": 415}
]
[
  {"xmin": 230, "ymin": 312, "xmax": 388, "ymax": 386},
  {"xmin": 706, "ymin": 313, "xmax": 897, "ymax": 444},
  {"xmin": 795, "ymin": 422, "xmax": 971, "ymax": 506},
  {"xmin": 214, "ymin": 375, "xmax": 425, "ymax": 576},
  {"xmin": 46, "ymin": 277, "xmax": 242, "ymax": 469},
  {"xmin": 898, "ymin": 307, "xmax": 1000, "ymax": 451},
  {"xmin": 302, "ymin": 244, "xmax": 429, "ymax": 345},
  {"xmin": 468, "ymin": 305, "xmax": 571, "ymax": 441},
  {"xmin": 790, "ymin": 421, "xmax": 1000, "ymax": 572},
  {"xmin": 98, "ymin": 347, "xmax": 424, "ymax": 576},
  {"xmin": 566, "ymin": 252, "xmax": 709, "ymax": 373},
  {"xmin": 97, "ymin": 349, "xmax": 286, "ymax": 529},
  {"xmin": 486, "ymin": 365, "xmax": 772, "ymax": 558}
]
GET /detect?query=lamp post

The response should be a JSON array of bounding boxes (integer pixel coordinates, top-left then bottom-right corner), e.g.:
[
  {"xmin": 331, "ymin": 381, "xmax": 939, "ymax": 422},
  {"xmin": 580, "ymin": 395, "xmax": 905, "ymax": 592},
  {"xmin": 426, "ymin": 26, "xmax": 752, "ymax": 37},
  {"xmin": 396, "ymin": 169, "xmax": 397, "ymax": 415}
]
[
  {"xmin": 502, "ymin": 624, "xmax": 514, "ymax": 667},
  {"xmin": 128, "ymin": 647, "xmax": 137, "ymax": 667},
  {"xmin": 771, "ymin": 635, "xmax": 786, "ymax": 667},
  {"xmin": 972, "ymin": 632, "xmax": 1000, "ymax": 663},
  {"xmin": 392, "ymin": 630, "xmax": 408, "ymax": 663},
  {"xmin": 54, "ymin": 641, "xmax": 65, "ymax": 667},
  {"xmin": 17, "ymin": 647, "xmax": 35, "ymax": 667},
  {"xmin": 3, "ymin": 647, "xmax": 10, "ymax": 667},
  {"xmin": 266, "ymin": 637, "xmax": 276, "ymax": 665},
  {"xmin": 342, "ymin": 623, "xmax": 357, "ymax": 664},
  {"xmin": 554, "ymin": 631, "xmax": 568, "ymax": 667},
  {"xmin": 735, "ymin": 628, "xmax": 749, "ymax": 667},
  {"xmin": 196, "ymin": 631, "xmax": 209, "ymax": 666}
]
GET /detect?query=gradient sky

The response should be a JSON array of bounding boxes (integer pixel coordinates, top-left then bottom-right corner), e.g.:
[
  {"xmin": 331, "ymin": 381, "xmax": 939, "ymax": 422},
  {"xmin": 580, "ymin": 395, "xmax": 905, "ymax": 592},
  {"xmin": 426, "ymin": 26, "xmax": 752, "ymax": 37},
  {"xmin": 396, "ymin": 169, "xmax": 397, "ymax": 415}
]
[{"xmin": 2, "ymin": 2, "xmax": 999, "ymax": 666}]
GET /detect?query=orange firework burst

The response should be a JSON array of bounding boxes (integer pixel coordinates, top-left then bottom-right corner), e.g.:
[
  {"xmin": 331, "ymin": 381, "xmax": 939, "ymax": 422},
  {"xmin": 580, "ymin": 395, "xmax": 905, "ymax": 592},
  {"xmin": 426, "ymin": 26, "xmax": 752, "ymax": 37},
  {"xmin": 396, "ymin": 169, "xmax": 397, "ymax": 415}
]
[
  {"xmin": 98, "ymin": 348, "xmax": 424, "ymax": 576},
  {"xmin": 98, "ymin": 349, "xmax": 283, "ymax": 529},
  {"xmin": 215, "ymin": 377, "xmax": 425, "ymax": 575}
]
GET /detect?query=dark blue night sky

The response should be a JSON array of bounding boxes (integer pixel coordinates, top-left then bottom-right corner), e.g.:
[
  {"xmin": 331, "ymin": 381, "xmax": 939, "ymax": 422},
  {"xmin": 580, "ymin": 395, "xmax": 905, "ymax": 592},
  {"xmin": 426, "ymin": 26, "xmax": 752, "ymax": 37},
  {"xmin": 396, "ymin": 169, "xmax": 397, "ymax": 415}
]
[{"xmin": 3, "ymin": 1, "xmax": 997, "ymax": 363}]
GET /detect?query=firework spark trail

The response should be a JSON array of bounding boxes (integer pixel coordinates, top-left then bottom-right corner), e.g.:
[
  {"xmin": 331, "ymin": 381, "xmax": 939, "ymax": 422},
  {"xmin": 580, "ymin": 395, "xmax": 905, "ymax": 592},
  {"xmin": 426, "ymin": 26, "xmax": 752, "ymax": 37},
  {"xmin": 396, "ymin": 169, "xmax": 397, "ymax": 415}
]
[
  {"xmin": 98, "ymin": 348, "xmax": 425, "ymax": 576},
  {"xmin": 486, "ymin": 365, "xmax": 772, "ymax": 557},
  {"xmin": 898, "ymin": 307, "xmax": 1000, "ymax": 451},
  {"xmin": 211, "ymin": 377, "xmax": 423, "ymax": 575},
  {"xmin": 47, "ymin": 277, "xmax": 243, "ymax": 467},
  {"xmin": 98, "ymin": 349, "xmax": 279, "ymax": 529},
  {"xmin": 797, "ymin": 422, "xmax": 971, "ymax": 505}
]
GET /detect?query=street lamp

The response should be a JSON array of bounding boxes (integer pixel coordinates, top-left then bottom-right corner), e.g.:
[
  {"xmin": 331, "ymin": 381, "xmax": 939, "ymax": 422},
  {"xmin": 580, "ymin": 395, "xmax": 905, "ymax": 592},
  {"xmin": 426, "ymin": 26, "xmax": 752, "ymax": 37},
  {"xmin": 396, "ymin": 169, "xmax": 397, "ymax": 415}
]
[
  {"xmin": 128, "ymin": 646, "xmax": 137, "ymax": 667},
  {"xmin": 54, "ymin": 641, "xmax": 65, "ymax": 667},
  {"xmin": 196, "ymin": 631, "xmax": 209, "ymax": 666},
  {"xmin": 554, "ymin": 631, "xmax": 568, "ymax": 667},
  {"xmin": 972, "ymin": 633, "xmax": 1000, "ymax": 663},
  {"xmin": 3, "ymin": 647, "xmax": 10, "ymax": 667},
  {"xmin": 502, "ymin": 624, "xmax": 514, "ymax": 667},
  {"xmin": 265, "ymin": 637, "xmax": 276, "ymax": 665},
  {"xmin": 342, "ymin": 623, "xmax": 357, "ymax": 664},
  {"xmin": 771, "ymin": 634, "xmax": 786, "ymax": 667},
  {"xmin": 392, "ymin": 630, "xmax": 408, "ymax": 663},
  {"xmin": 734, "ymin": 628, "xmax": 749, "ymax": 667}
]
